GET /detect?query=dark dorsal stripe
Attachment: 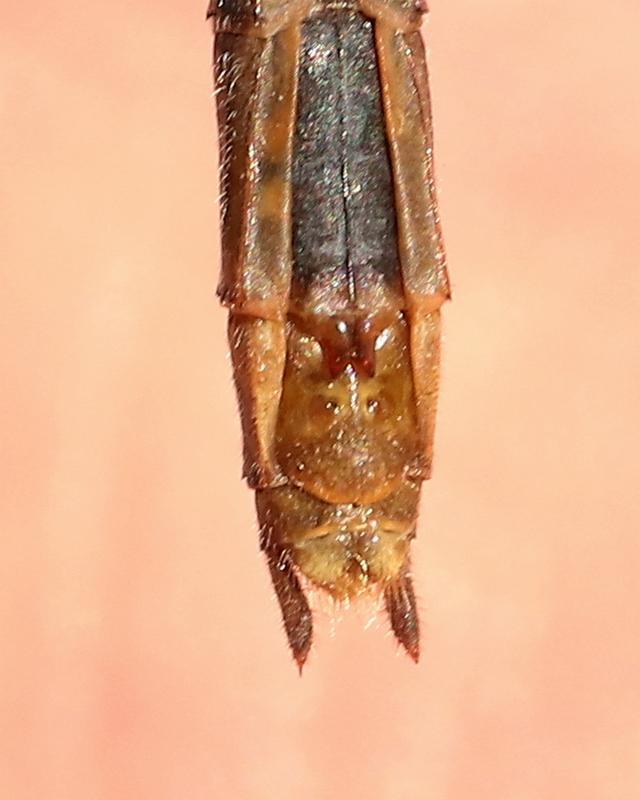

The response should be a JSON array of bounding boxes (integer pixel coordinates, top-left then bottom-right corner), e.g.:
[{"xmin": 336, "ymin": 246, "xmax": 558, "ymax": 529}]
[{"xmin": 291, "ymin": 11, "xmax": 400, "ymax": 302}]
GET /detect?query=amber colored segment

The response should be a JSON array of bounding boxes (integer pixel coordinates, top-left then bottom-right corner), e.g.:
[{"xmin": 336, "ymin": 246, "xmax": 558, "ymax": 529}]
[
  {"xmin": 257, "ymin": 477, "xmax": 421, "ymax": 599},
  {"xmin": 276, "ymin": 313, "xmax": 419, "ymax": 506},
  {"xmin": 257, "ymin": 472, "xmax": 421, "ymax": 549},
  {"xmin": 290, "ymin": 524, "xmax": 412, "ymax": 599}
]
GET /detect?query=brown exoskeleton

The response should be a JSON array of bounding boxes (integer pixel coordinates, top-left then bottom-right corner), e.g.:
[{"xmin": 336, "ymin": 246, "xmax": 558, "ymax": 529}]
[{"xmin": 210, "ymin": 0, "xmax": 449, "ymax": 667}]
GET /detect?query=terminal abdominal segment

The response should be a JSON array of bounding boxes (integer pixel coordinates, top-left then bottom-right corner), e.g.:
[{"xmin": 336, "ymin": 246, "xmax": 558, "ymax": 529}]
[{"xmin": 210, "ymin": 0, "xmax": 449, "ymax": 667}]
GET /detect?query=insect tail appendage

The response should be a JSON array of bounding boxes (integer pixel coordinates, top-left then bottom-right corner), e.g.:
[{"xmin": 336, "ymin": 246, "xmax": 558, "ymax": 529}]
[
  {"xmin": 264, "ymin": 545, "xmax": 313, "ymax": 672},
  {"xmin": 384, "ymin": 570, "xmax": 421, "ymax": 662}
]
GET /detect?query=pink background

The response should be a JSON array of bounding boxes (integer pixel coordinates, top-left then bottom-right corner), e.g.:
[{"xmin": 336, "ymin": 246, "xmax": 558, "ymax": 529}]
[{"xmin": 2, "ymin": 1, "xmax": 639, "ymax": 798}]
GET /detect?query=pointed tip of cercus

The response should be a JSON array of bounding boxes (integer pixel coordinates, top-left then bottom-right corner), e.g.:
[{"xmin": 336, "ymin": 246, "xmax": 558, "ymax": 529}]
[
  {"xmin": 287, "ymin": 616, "xmax": 313, "ymax": 675},
  {"xmin": 294, "ymin": 649, "xmax": 310, "ymax": 675},
  {"xmin": 405, "ymin": 642, "xmax": 420, "ymax": 664}
]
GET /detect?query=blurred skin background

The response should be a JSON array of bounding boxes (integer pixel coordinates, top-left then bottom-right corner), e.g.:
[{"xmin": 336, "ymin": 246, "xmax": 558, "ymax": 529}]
[{"xmin": 1, "ymin": 1, "xmax": 639, "ymax": 798}]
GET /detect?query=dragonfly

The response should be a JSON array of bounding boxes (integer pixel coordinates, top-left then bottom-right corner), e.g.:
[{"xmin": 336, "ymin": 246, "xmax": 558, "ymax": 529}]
[{"xmin": 209, "ymin": 0, "xmax": 449, "ymax": 669}]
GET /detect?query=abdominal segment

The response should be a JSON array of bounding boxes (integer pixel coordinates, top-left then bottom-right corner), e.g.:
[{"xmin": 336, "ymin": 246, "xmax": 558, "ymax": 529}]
[{"xmin": 275, "ymin": 312, "xmax": 419, "ymax": 506}]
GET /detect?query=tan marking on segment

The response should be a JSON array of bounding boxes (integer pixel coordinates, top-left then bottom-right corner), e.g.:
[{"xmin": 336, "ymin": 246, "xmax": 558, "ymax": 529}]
[
  {"xmin": 407, "ymin": 309, "xmax": 441, "ymax": 478},
  {"xmin": 296, "ymin": 517, "xmax": 413, "ymax": 542},
  {"xmin": 219, "ymin": 297, "xmax": 287, "ymax": 322},
  {"xmin": 215, "ymin": 34, "xmax": 263, "ymax": 310},
  {"xmin": 405, "ymin": 289, "xmax": 448, "ymax": 315},
  {"xmin": 374, "ymin": 20, "xmax": 449, "ymax": 302},
  {"xmin": 374, "ymin": 24, "xmax": 448, "ymax": 474},
  {"xmin": 228, "ymin": 314, "xmax": 288, "ymax": 488},
  {"xmin": 358, "ymin": 0, "xmax": 425, "ymax": 33},
  {"xmin": 209, "ymin": 0, "xmax": 315, "ymax": 38},
  {"xmin": 217, "ymin": 25, "xmax": 301, "ymax": 318}
]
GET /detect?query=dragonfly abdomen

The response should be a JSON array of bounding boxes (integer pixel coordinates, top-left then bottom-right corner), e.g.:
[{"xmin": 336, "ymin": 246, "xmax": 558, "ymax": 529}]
[{"xmin": 210, "ymin": 0, "xmax": 449, "ymax": 667}]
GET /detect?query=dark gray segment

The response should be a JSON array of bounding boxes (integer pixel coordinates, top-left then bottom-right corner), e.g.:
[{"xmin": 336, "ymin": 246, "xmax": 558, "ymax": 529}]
[
  {"xmin": 291, "ymin": 11, "xmax": 400, "ymax": 300},
  {"xmin": 292, "ymin": 15, "xmax": 347, "ymax": 294}
]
